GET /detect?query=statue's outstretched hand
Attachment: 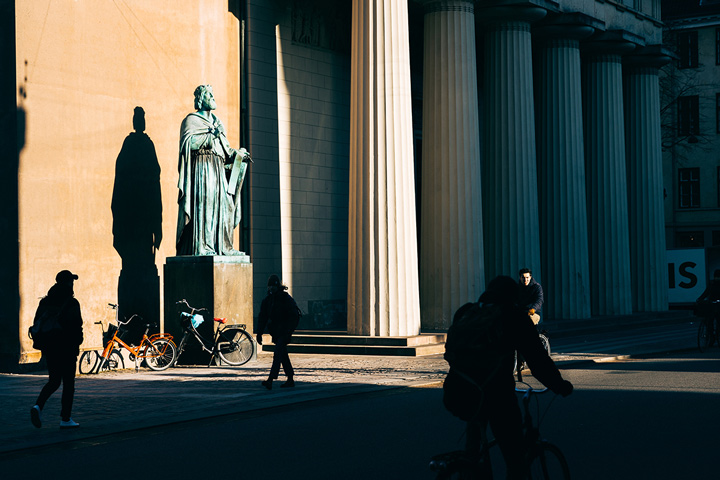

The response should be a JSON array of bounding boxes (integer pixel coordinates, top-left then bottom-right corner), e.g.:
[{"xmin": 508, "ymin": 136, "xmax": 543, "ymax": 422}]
[{"xmin": 238, "ymin": 147, "xmax": 253, "ymax": 163}]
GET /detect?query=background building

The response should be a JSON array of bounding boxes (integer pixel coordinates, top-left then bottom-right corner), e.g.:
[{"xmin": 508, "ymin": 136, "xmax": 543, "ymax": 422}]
[
  {"xmin": 1, "ymin": 0, "xmax": 671, "ymax": 371},
  {"xmin": 661, "ymin": 0, "xmax": 720, "ymax": 304}
]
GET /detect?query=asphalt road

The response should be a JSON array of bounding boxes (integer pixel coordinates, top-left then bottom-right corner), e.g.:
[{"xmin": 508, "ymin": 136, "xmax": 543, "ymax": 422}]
[{"xmin": 2, "ymin": 349, "xmax": 718, "ymax": 480}]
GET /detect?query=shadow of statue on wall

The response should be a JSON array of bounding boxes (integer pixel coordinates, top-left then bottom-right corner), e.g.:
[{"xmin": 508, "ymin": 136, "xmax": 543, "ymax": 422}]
[{"xmin": 111, "ymin": 107, "xmax": 162, "ymax": 340}]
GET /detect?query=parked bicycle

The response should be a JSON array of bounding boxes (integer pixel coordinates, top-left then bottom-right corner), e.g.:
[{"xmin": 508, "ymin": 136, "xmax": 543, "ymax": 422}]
[
  {"xmin": 694, "ymin": 300, "xmax": 720, "ymax": 352},
  {"xmin": 78, "ymin": 304, "xmax": 127, "ymax": 374},
  {"xmin": 78, "ymin": 321, "xmax": 125, "ymax": 374},
  {"xmin": 173, "ymin": 299, "xmax": 255, "ymax": 367},
  {"xmin": 429, "ymin": 380, "xmax": 570, "ymax": 479},
  {"xmin": 96, "ymin": 305, "xmax": 177, "ymax": 371}
]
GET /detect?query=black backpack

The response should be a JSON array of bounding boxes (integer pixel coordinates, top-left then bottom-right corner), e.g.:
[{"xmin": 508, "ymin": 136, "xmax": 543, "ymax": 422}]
[
  {"xmin": 442, "ymin": 302, "xmax": 507, "ymax": 421},
  {"xmin": 28, "ymin": 300, "xmax": 66, "ymax": 350},
  {"xmin": 445, "ymin": 302, "xmax": 506, "ymax": 375}
]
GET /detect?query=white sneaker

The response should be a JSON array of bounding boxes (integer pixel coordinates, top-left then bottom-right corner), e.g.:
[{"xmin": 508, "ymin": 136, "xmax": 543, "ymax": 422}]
[
  {"xmin": 30, "ymin": 405, "xmax": 42, "ymax": 428},
  {"xmin": 59, "ymin": 418, "xmax": 80, "ymax": 429}
]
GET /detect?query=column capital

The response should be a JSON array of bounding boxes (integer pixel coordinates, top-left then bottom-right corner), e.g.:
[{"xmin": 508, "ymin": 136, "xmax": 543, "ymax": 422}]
[
  {"xmin": 534, "ymin": 12, "xmax": 602, "ymax": 42},
  {"xmin": 623, "ymin": 45, "xmax": 675, "ymax": 71},
  {"xmin": 476, "ymin": 0, "xmax": 557, "ymax": 25},
  {"xmin": 582, "ymin": 29, "xmax": 642, "ymax": 57},
  {"xmin": 419, "ymin": 0, "xmax": 474, "ymax": 15}
]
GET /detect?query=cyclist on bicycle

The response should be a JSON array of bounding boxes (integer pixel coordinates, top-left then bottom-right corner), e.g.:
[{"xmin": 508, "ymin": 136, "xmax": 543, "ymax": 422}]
[
  {"xmin": 516, "ymin": 267, "xmax": 543, "ymax": 325},
  {"xmin": 443, "ymin": 275, "xmax": 572, "ymax": 480},
  {"xmin": 696, "ymin": 269, "xmax": 720, "ymax": 331},
  {"xmin": 697, "ymin": 269, "xmax": 720, "ymax": 304}
]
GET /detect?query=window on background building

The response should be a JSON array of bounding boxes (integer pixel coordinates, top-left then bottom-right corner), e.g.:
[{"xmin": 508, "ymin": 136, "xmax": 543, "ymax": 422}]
[
  {"xmin": 679, "ymin": 167, "xmax": 701, "ymax": 208},
  {"xmin": 678, "ymin": 30, "xmax": 699, "ymax": 68},
  {"xmin": 676, "ymin": 231, "xmax": 705, "ymax": 248},
  {"xmin": 717, "ymin": 28, "xmax": 720, "ymax": 65},
  {"xmin": 713, "ymin": 231, "xmax": 720, "ymax": 246},
  {"xmin": 717, "ymin": 93, "xmax": 720, "ymax": 133},
  {"xmin": 718, "ymin": 166, "xmax": 720, "ymax": 207},
  {"xmin": 678, "ymin": 95, "xmax": 700, "ymax": 136}
]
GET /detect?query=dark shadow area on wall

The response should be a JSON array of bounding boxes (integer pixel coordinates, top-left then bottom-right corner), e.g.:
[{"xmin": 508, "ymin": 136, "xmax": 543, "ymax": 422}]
[
  {"xmin": 0, "ymin": 0, "xmax": 21, "ymax": 372},
  {"xmin": 285, "ymin": 0, "xmax": 351, "ymax": 330},
  {"xmin": 111, "ymin": 107, "xmax": 162, "ymax": 342}
]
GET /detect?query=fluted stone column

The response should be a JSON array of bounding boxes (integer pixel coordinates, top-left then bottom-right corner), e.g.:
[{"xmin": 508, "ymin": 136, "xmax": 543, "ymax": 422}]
[
  {"xmin": 347, "ymin": 0, "xmax": 421, "ymax": 336},
  {"xmin": 480, "ymin": 5, "xmax": 547, "ymax": 283},
  {"xmin": 420, "ymin": 0, "xmax": 484, "ymax": 329},
  {"xmin": 623, "ymin": 47, "xmax": 672, "ymax": 312},
  {"xmin": 582, "ymin": 35, "xmax": 635, "ymax": 316},
  {"xmin": 535, "ymin": 18, "xmax": 596, "ymax": 319}
]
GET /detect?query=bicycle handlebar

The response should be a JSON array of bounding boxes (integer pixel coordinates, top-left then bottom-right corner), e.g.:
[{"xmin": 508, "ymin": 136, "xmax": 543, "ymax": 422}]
[
  {"xmin": 515, "ymin": 381, "xmax": 549, "ymax": 395},
  {"xmin": 116, "ymin": 313, "xmax": 143, "ymax": 326},
  {"xmin": 176, "ymin": 299, "xmax": 209, "ymax": 313}
]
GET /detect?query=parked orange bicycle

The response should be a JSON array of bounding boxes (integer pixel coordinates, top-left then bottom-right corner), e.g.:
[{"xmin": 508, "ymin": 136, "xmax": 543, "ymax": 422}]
[{"xmin": 98, "ymin": 309, "xmax": 177, "ymax": 372}]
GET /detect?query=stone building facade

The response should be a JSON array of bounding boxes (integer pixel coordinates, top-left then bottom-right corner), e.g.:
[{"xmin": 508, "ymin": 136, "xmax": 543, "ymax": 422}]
[
  {"xmin": 1, "ymin": 0, "xmax": 670, "ymax": 371},
  {"xmin": 661, "ymin": 0, "xmax": 720, "ymax": 296}
]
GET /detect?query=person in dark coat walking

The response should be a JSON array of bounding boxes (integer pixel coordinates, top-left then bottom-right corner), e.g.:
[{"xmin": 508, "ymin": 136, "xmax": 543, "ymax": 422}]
[
  {"xmin": 31, "ymin": 270, "xmax": 84, "ymax": 429},
  {"xmin": 516, "ymin": 267, "xmax": 544, "ymax": 324},
  {"xmin": 256, "ymin": 274, "xmax": 300, "ymax": 390}
]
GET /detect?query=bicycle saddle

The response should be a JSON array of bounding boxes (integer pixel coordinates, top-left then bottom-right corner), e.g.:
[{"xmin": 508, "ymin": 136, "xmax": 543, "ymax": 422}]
[{"xmin": 214, "ymin": 317, "xmax": 227, "ymax": 324}]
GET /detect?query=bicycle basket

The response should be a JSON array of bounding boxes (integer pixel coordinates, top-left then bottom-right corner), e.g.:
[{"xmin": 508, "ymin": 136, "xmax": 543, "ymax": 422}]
[
  {"xmin": 191, "ymin": 314, "xmax": 205, "ymax": 328},
  {"xmin": 103, "ymin": 324, "xmax": 118, "ymax": 344},
  {"xmin": 181, "ymin": 312, "xmax": 205, "ymax": 329}
]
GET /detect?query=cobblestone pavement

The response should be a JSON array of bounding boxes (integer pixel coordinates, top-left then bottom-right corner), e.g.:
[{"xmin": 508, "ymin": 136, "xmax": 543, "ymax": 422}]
[
  {"xmin": 0, "ymin": 352, "xmax": 451, "ymax": 455},
  {"xmin": 0, "ymin": 318, "xmax": 697, "ymax": 456}
]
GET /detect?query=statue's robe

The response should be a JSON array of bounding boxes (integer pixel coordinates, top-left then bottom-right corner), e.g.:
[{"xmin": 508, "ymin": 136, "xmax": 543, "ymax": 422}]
[{"xmin": 176, "ymin": 112, "xmax": 247, "ymax": 256}]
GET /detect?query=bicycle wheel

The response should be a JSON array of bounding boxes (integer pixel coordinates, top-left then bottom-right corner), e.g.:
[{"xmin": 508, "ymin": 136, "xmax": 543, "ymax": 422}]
[
  {"xmin": 99, "ymin": 349, "xmax": 125, "ymax": 371},
  {"xmin": 216, "ymin": 328, "xmax": 254, "ymax": 366},
  {"xmin": 78, "ymin": 350, "xmax": 99, "ymax": 374},
  {"xmin": 145, "ymin": 338, "xmax": 177, "ymax": 371},
  {"xmin": 698, "ymin": 320, "xmax": 713, "ymax": 352},
  {"xmin": 526, "ymin": 442, "xmax": 570, "ymax": 479}
]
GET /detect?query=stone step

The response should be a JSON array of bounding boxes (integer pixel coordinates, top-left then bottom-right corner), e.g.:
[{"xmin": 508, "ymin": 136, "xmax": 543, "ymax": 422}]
[
  {"xmin": 290, "ymin": 333, "xmax": 446, "ymax": 346},
  {"xmin": 260, "ymin": 332, "xmax": 447, "ymax": 357}
]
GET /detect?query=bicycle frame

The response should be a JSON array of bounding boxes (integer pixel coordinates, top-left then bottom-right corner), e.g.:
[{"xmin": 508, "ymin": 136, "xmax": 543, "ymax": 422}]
[
  {"xmin": 100, "ymin": 317, "xmax": 173, "ymax": 369},
  {"xmin": 431, "ymin": 382, "xmax": 565, "ymax": 479},
  {"xmin": 175, "ymin": 299, "xmax": 248, "ymax": 366}
]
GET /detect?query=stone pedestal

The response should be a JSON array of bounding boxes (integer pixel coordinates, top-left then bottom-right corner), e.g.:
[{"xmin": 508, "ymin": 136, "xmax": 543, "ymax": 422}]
[{"xmin": 164, "ymin": 255, "xmax": 253, "ymax": 364}]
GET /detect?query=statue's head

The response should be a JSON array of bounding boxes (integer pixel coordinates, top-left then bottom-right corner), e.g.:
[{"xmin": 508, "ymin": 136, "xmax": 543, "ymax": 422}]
[
  {"xmin": 194, "ymin": 85, "xmax": 216, "ymax": 111},
  {"xmin": 133, "ymin": 106, "xmax": 145, "ymax": 133}
]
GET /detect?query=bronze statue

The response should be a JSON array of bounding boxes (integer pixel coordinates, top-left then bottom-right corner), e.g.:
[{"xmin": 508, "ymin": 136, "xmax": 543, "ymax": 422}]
[{"xmin": 176, "ymin": 85, "xmax": 251, "ymax": 256}]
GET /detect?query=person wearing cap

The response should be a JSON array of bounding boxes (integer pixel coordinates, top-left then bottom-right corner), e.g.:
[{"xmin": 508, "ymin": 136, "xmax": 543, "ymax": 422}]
[
  {"xmin": 30, "ymin": 270, "xmax": 84, "ymax": 429},
  {"xmin": 256, "ymin": 274, "xmax": 300, "ymax": 389}
]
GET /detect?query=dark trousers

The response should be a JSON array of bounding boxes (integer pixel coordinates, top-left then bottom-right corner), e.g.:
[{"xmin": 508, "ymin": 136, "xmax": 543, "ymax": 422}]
[
  {"xmin": 466, "ymin": 391, "xmax": 524, "ymax": 480},
  {"xmin": 36, "ymin": 350, "xmax": 77, "ymax": 421},
  {"xmin": 269, "ymin": 336, "xmax": 294, "ymax": 380}
]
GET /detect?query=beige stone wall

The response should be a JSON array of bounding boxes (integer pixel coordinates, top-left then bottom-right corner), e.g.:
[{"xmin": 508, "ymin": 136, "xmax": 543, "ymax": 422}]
[
  {"xmin": 275, "ymin": 12, "xmax": 351, "ymax": 321},
  {"xmin": 15, "ymin": 0, "xmax": 240, "ymax": 363}
]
